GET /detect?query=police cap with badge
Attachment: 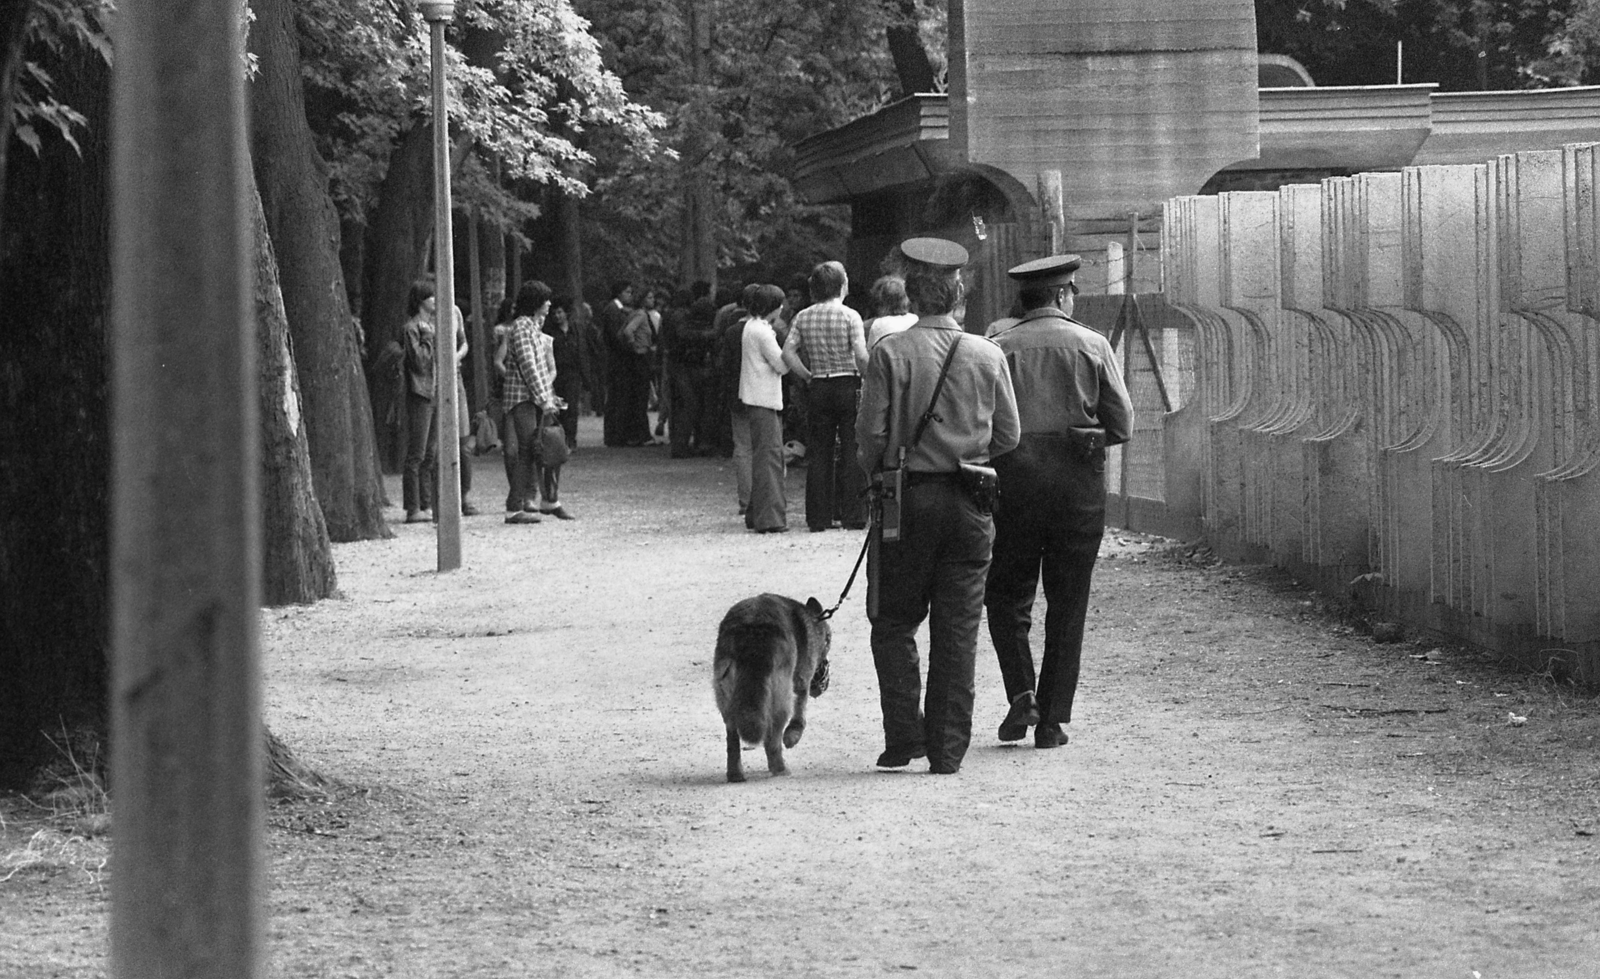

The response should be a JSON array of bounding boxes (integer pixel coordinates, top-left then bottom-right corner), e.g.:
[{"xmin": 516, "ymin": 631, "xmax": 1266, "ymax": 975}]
[
  {"xmin": 899, "ymin": 237, "xmax": 969, "ymax": 271},
  {"xmin": 1007, "ymin": 253, "xmax": 1082, "ymax": 294}
]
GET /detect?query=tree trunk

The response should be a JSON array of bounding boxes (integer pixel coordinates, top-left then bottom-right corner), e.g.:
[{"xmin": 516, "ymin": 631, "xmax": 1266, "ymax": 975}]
[
  {"xmin": 0, "ymin": 0, "xmax": 37, "ymax": 239},
  {"xmin": 339, "ymin": 212, "xmax": 366, "ymax": 322},
  {"xmin": 552, "ymin": 187, "xmax": 586, "ymax": 311},
  {"xmin": 360, "ymin": 122, "xmax": 476, "ymax": 470},
  {"xmin": 680, "ymin": 0, "xmax": 717, "ymax": 288},
  {"xmin": 252, "ymin": 184, "xmax": 338, "ymax": 605},
  {"xmin": 481, "ymin": 218, "xmax": 506, "ymax": 314},
  {"xmin": 362, "ymin": 122, "xmax": 435, "ymax": 472},
  {"xmin": 249, "ymin": 0, "xmax": 390, "ymax": 542},
  {"xmin": 0, "ymin": 33, "xmax": 110, "ymax": 788}
]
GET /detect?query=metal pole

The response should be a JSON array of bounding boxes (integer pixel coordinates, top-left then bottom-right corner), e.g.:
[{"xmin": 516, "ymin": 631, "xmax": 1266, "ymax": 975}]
[
  {"xmin": 468, "ymin": 209, "xmax": 487, "ymax": 414},
  {"xmin": 424, "ymin": 0, "xmax": 461, "ymax": 570},
  {"xmin": 109, "ymin": 0, "xmax": 261, "ymax": 975}
]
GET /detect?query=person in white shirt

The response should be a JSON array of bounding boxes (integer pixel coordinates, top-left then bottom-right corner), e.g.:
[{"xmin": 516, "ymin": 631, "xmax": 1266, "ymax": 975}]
[
  {"xmin": 864, "ymin": 274, "xmax": 917, "ymax": 348},
  {"xmin": 739, "ymin": 284, "xmax": 791, "ymax": 533}
]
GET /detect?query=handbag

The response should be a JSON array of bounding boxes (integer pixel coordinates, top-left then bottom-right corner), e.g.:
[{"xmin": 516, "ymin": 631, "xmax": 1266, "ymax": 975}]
[{"xmin": 535, "ymin": 411, "xmax": 570, "ymax": 467}]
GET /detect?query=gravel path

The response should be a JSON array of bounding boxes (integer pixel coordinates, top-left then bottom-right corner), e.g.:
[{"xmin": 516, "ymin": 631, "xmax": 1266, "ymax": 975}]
[{"xmin": 4, "ymin": 415, "xmax": 1598, "ymax": 978}]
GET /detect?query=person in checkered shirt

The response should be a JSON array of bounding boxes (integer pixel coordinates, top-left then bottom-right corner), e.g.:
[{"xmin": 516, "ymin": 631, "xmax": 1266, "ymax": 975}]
[
  {"xmin": 502, "ymin": 280, "xmax": 571, "ymax": 523},
  {"xmin": 781, "ymin": 261, "xmax": 870, "ymax": 532}
]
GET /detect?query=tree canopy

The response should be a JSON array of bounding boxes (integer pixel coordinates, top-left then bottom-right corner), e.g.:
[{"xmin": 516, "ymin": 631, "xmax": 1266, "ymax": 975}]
[
  {"xmin": 295, "ymin": 0, "xmax": 666, "ymax": 253},
  {"xmin": 1258, "ymin": 0, "xmax": 1600, "ymax": 89},
  {"xmin": 570, "ymin": 0, "xmax": 945, "ymax": 289}
]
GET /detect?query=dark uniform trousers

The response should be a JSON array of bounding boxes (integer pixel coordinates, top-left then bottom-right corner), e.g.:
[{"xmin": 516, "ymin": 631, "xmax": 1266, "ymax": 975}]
[
  {"xmin": 867, "ymin": 476, "xmax": 994, "ymax": 769},
  {"xmin": 985, "ymin": 433, "xmax": 1107, "ymax": 726}
]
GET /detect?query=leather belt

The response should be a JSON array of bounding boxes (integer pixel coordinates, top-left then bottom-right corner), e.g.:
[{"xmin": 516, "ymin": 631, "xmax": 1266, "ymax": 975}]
[{"xmin": 904, "ymin": 470, "xmax": 961, "ymax": 486}]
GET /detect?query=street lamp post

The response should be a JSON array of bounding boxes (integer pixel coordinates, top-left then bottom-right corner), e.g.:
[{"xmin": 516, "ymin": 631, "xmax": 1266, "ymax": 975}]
[{"xmin": 422, "ymin": 0, "xmax": 461, "ymax": 570}]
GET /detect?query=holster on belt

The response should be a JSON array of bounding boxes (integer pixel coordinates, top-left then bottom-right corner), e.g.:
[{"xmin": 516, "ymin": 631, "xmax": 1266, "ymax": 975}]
[
  {"xmin": 992, "ymin": 431, "xmax": 1110, "ymax": 532},
  {"xmin": 1066, "ymin": 426, "xmax": 1108, "ymax": 470},
  {"xmin": 957, "ymin": 462, "xmax": 998, "ymax": 514}
]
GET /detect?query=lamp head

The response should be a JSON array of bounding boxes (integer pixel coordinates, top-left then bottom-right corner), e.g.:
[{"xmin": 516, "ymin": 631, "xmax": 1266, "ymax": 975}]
[{"xmin": 419, "ymin": 1, "xmax": 456, "ymax": 22}]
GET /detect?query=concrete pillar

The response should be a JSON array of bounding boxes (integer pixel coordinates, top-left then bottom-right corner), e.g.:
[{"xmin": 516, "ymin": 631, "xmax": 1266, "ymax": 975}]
[
  {"xmin": 1279, "ymin": 182, "xmax": 1362, "ymax": 589},
  {"xmin": 1317, "ymin": 176, "xmax": 1379, "ymax": 584},
  {"xmin": 1462, "ymin": 151, "xmax": 1558, "ymax": 645},
  {"xmin": 1219, "ymin": 192, "xmax": 1288, "ymax": 557},
  {"xmin": 1348, "ymin": 171, "xmax": 1454, "ymax": 624},
  {"xmin": 1515, "ymin": 146, "xmax": 1600, "ymax": 656},
  {"xmin": 1157, "ymin": 200, "xmax": 1206, "ymax": 539},
  {"xmin": 1167, "ymin": 194, "xmax": 1255, "ymax": 557},
  {"xmin": 1552, "ymin": 142, "xmax": 1600, "ymax": 668},
  {"xmin": 1403, "ymin": 163, "xmax": 1497, "ymax": 632}
]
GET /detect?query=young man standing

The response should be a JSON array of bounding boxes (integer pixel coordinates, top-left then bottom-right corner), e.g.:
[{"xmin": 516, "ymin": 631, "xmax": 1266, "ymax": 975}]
[{"xmin": 782, "ymin": 261, "xmax": 870, "ymax": 532}]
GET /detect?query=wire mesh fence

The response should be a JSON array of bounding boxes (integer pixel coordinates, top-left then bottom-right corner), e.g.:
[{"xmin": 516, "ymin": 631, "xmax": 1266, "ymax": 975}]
[{"xmin": 1076, "ymin": 293, "xmax": 1196, "ymax": 502}]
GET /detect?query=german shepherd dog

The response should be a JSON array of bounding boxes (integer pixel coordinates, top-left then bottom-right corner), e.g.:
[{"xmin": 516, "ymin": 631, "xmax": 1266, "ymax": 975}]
[{"xmin": 713, "ymin": 594, "xmax": 832, "ymax": 782}]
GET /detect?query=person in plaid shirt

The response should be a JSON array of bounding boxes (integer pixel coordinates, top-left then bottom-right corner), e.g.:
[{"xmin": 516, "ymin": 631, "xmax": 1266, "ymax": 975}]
[
  {"xmin": 503, "ymin": 280, "xmax": 571, "ymax": 524},
  {"xmin": 781, "ymin": 261, "xmax": 869, "ymax": 532}
]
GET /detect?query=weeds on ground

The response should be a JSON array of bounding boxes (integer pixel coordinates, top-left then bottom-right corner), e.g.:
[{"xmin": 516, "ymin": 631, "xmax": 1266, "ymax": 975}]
[{"xmin": 1, "ymin": 727, "xmax": 111, "ymax": 888}]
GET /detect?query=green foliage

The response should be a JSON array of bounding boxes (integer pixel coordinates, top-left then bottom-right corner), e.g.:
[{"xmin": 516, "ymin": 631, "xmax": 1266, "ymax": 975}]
[
  {"xmin": 574, "ymin": 0, "xmax": 944, "ymax": 286},
  {"xmin": 1530, "ymin": 0, "xmax": 1600, "ymax": 83},
  {"xmin": 1257, "ymin": 0, "xmax": 1598, "ymax": 89},
  {"xmin": 293, "ymin": 0, "xmax": 665, "ymax": 236},
  {"xmin": 9, "ymin": 0, "xmax": 112, "ymax": 156}
]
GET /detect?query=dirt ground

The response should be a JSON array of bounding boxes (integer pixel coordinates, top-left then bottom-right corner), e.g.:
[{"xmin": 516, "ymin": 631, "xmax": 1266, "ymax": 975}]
[{"xmin": 4, "ymin": 414, "xmax": 1600, "ymax": 979}]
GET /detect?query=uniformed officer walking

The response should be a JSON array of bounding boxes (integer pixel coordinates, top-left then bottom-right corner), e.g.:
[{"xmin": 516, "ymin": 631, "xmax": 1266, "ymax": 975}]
[
  {"xmin": 986, "ymin": 254, "xmax": 1133, "ymax": 749},
  {"xmin": 856, "ymin": 238, "xmax": 1021, "ymax": 775}
]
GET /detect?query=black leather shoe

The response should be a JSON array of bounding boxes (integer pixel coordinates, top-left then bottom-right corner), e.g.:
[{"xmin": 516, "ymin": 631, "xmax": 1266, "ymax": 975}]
[
  {"xmin": 1034, "ymin": 723, "xmax": 1069, "ymax": 749},
  {"xmin": 998, "ymin": 691, "xmax": 1040, "ymax": 742},
  {"xmin": 875, "ymin": 745, "xmax": 926, "ymax": 768},
  {"xmin": 928, "ymin": 761, "xmax": 960, "ymax": 775}
]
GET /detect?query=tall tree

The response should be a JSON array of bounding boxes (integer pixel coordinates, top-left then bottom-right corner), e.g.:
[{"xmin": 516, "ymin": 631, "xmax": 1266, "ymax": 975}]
[
  {"xmin": 572, "ymin": 0, "xmax": 938, "ymax": 289},
  {"xmin": 252, "ymin": 185, "xmax": 339, "ymax": 605},
  {"xmin": 0, "ymin": 18, "xmax": 109, "ymax": 787},
  {"xmin": 0, "ymin": 0, "xmax": 340, "ymax": 786},
  {"xmin": 290, "ymin": 0, "xmax": 662, "ymax": 464},
  {"xmin": 249, "ymin": 0, "xmax": 391, "ymax": 542},
  {"xmin": 1257, "ymin": 0, "xmax": 1582, "ymax": 90},
  {"xmin": 0, "ymin": 0, "xmax": 38, "ymax": 229}
]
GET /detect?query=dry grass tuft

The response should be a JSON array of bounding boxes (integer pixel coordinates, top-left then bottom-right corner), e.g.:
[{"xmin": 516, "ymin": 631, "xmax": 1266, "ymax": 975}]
[
  {"xmin": 1, "ymin": 726, "xmax": 113, "ymax": 886},
  {"xmin": 0, "ymin": 823, "xmax": 108, "ymax": 885}
]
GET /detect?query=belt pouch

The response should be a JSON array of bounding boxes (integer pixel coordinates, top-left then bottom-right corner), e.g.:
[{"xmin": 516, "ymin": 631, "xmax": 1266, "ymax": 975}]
[{"xmin": 958, "ymin": 462, "xmax": 998, "ymax": 514}]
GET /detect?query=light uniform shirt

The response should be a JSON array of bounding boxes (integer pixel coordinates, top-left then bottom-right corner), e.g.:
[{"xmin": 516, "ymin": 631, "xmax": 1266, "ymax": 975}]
[
  {"xmin": 990, "ymin": 307, "xmax": 1133, "ymax": 442},
  {"xmin": 856, "ymin": 316, "xmax": 1021, "ymax": 475}
]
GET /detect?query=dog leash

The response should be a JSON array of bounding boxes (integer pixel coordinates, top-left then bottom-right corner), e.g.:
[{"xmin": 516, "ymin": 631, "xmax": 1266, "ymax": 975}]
[
  {"xmin": 818, "ymin": 335, "xmax": 963, "ymax": 622},
  {"xmin": 817, "ymin": 531, "xmax": 871, "ymax": 621}
]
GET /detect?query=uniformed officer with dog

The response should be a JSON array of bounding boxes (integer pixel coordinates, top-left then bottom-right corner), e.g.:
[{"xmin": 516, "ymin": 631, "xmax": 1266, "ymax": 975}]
[
  {"xmin": 985, "ymin": 254, "xmax": 1133, "ymax": 749},
  {"xmin": 857, "ymin": 237, "xmax": 1020, "ymax": 775}
]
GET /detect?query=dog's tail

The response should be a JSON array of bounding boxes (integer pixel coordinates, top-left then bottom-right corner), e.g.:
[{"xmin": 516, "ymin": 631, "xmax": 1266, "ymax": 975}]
[{"xmin": 715, "ymin": 620, "xmax": 796, "ymax": 747}]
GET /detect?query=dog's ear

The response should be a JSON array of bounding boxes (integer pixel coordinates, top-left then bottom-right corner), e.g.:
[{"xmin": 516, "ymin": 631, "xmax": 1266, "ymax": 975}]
[{"xmin": 806, "ymin": 597, "xmax": 823, "ymax": 617}]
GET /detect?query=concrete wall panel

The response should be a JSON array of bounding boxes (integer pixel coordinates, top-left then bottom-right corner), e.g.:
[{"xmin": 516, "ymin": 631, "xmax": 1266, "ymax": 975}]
[{"xmin": 1152, "ymin": 145, "xmax": 1600, "ymax": 678}]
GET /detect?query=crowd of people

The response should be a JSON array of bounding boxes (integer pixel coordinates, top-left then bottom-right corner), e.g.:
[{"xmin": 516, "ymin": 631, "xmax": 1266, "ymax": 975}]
[{"xmin": 392, "ymin": 238, "xmax": 1134, "ymax": 779}]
